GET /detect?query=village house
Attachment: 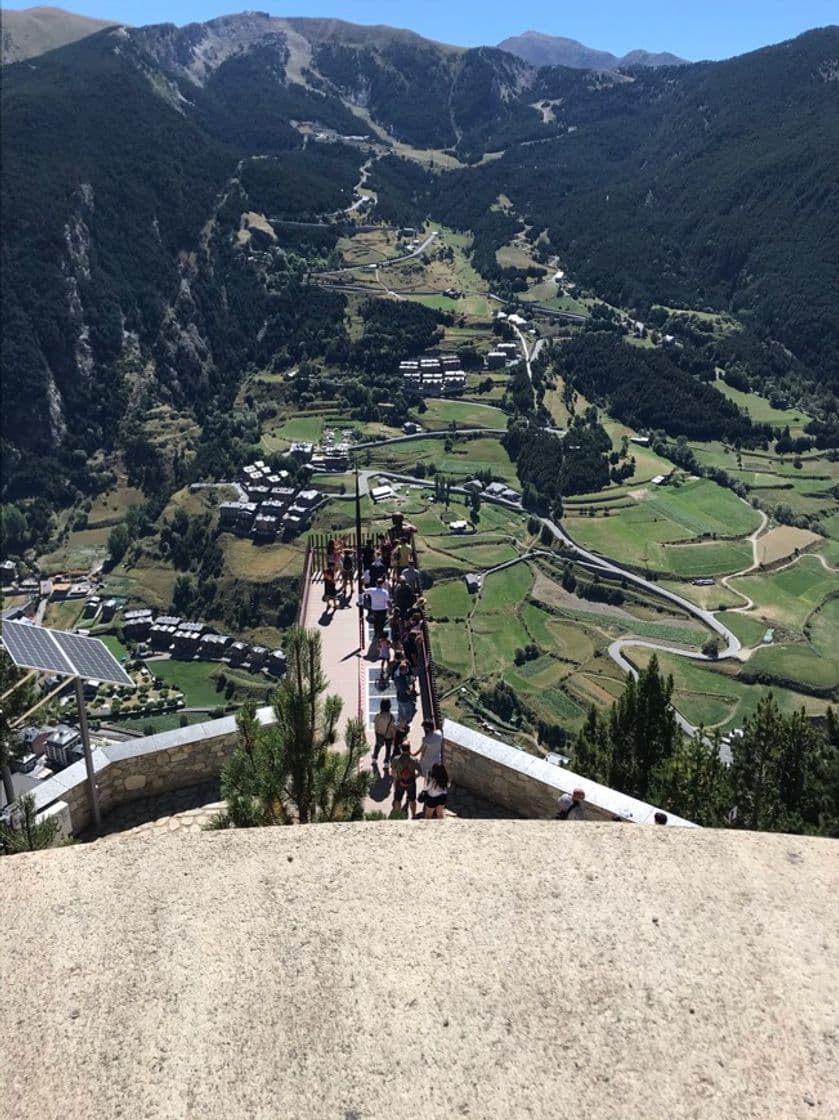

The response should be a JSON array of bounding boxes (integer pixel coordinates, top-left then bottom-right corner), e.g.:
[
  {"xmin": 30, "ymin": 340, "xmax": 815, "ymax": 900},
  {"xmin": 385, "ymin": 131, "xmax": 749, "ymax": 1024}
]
[
  {"xmin": 122, "ymin": 609, "xmax": 153, "ymax": 641},
  {"xmin": 45, "ymin": 725, "xmax": 83, "ymax": 769},
  {"xmin": 198, "ymin": 632, "xmax": 231, "ymax": 658},
  {"xmin": 219, "ymin": 502, "xmax": 257, "ymax": 534}
]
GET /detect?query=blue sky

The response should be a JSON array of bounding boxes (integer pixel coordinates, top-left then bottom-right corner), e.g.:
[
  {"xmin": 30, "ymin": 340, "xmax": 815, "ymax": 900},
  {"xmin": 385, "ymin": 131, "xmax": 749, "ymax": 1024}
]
[{"xmin": 6, "ymin": 0, "xmax": 838, "ymax": 59}]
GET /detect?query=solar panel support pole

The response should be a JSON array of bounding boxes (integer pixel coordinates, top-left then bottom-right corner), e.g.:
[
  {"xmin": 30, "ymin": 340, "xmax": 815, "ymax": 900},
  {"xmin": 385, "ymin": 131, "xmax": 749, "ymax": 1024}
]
[{"xmin": 74, "ymin": 677, "xmax": 101, "ymax": 833}]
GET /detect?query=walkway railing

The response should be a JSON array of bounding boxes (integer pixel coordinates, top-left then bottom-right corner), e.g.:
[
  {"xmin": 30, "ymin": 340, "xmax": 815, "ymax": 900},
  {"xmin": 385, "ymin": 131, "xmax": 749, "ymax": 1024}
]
[{"xmin": 410, "ymin": 535, "xmax": 443, "ymax": 729}]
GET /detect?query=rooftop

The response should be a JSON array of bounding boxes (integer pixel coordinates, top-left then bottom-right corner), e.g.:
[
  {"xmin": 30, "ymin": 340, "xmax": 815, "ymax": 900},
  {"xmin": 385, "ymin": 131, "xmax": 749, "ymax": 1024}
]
[{"xmin": 0, "ymin": 823, "xmax": 835, "ymax": 1119}]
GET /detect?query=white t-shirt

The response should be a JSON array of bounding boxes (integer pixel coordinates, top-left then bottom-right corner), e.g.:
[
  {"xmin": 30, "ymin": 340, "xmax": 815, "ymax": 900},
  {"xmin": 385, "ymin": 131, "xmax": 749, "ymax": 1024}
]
[
  {"xmin": 367, "ymin": 586, "xmax": 391, "ymax": 611},
  {"xmin": 420, "ymin": 730, "xmax": 443, "ymax": 776}
]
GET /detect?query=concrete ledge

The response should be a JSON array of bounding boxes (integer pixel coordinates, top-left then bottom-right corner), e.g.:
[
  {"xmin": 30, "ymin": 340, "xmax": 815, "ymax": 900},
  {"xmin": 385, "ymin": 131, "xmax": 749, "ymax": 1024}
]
[{"xmin": 443, "ymin": 718, "xmax": 695, "ymax": 826}]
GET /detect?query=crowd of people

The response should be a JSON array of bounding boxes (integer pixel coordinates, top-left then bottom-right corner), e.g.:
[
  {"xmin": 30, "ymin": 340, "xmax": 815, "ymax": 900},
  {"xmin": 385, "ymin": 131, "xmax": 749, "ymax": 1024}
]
[{"xmin": 321, "ymin": 512, "xmax": 449, "ymax": 819}]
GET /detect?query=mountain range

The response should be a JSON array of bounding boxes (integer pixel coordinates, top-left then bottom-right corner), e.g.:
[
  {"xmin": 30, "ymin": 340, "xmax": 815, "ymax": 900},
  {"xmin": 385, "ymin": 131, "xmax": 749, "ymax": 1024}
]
[
  {"xmin": 0, "ymin": 5, "xmax": 115, "ymax": 63},
  {"xmin": 1, "ymin": 10, "xmax": 838, "ymax": 517},
  {"xmin": 496, "ymin": 30, "xmax": 685, "ymax": 70},
  {"xmin": 0, "ymin": 8, "xmax": 686, "ymax": 70}
]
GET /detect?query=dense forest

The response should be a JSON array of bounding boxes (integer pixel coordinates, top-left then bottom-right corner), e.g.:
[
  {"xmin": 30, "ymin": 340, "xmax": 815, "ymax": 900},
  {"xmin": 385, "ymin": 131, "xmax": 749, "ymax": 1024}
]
[{"xmin": 555, "ymin": 334, "xmax": 772, "ymax": 445}]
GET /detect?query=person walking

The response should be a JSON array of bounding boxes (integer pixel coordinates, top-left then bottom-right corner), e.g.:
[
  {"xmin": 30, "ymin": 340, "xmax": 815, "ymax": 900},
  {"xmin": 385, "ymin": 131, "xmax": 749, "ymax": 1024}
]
[
  {"xmin": 368, "ymin": 550, "xmax": 387, "ymax": 587},
  {"xmin": 376, "ymin": 633, "xmax": 392, "ymax": 686},
  {"xmin": 367, "ymin": 577, "xmax": 391, "ymax": 639},
  {"xmin": 401, "ymin": 558, "xmax": 421, "ymax": 593},
  {"xmin": 392, "ymin": 659, "xmax": 416, "ymax": 726},
  {"xmin": 423, "ymin": 762, "xmax": 449, "ymax": 819},
  {"xmin": 556, "ymin": 788, "xmax": 586, "ymax": 820},
  {"xmin": 373, "ymin": 698, "xmax": 396, "ymax": 768},
  {"xmin": 393, "ymin": 575, "xmax": 417, "ymax": 616},
  {"xmin": 391, "ymin": 740, "xmax": 422, "ymax": 819}
]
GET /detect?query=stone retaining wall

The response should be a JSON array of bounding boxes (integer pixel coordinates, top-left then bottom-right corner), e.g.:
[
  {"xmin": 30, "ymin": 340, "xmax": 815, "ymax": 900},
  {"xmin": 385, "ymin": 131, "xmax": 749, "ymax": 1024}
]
[
  {"xmin": 442, "ymin": 719, "xmax": 695, "ymax": 827},
  {"xmin": 32, "ymin": 708, "xmax": 275, "ymax": 835}
]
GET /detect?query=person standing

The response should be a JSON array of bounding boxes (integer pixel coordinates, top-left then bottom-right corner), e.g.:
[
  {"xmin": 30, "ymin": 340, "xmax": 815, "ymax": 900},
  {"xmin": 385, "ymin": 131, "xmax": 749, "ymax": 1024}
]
[
  {"xmin": 322, "ymin": 565, "xmax": 338, "ymax": 613},
  {"xmin": 418, "ymin": 719, "xmax": 443, "ymax": 779},
  {"xmin": 393, "ymin": 659, "xmax": 416, "ymax": 726},
  {"xmin": 373, "ymin": 698, "xmax": 396, "ymax": 768},
  {"xmin": 367, "ymin": 577, "xmax": 391, "ymax": 639},
  {"xmin": 391, "ymin": 740, "xmax": 422, "ymax": 819},
  {"xmin": 423, "ymin": 762, "xmax": 449, "ymax": 819},
  {"xmin": 341, "ymin": 547, "xmax": 355, "ymax": 599}
]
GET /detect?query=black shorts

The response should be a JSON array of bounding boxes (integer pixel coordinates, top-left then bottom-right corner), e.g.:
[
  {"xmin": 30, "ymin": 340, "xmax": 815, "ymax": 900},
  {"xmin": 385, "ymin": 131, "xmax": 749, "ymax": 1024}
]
[
  {"xmin": 393, "ymin": 780, "xmax": 417, "ymax": 804},
  {"xmin": 425, "ymin": 793, "xmax": 447, "ymax": 809}
]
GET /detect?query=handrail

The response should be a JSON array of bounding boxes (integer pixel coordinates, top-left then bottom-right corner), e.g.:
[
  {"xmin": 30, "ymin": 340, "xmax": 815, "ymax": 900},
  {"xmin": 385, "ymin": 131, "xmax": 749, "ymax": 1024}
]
[
  {"xmin": 409, "ymin": 536, "xmax": 443, "ymax": 730},
  {"xmin": 295, "ymin": 543, "xmax": 314, "ymax": 628}
]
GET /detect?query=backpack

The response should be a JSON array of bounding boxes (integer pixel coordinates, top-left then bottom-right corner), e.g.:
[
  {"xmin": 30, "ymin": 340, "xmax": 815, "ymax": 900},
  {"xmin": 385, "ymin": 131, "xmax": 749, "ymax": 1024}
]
[{"xmin": 395, "ymin": 757, "xmax": 413, "ymax": 786}]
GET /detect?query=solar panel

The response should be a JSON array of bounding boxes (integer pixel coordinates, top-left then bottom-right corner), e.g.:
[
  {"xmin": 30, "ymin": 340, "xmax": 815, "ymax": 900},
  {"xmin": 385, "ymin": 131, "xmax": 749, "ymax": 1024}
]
[
  {"xmin": 1, "ymin": 620, "xmax": 133, "ymax": 687},
  {"xmin": 1, "ymin": 621, "xmax": 74, "ymax": 675},
  {"xmin": 53, "ymin": 630, "xmax": 133, "ymax": 688}
]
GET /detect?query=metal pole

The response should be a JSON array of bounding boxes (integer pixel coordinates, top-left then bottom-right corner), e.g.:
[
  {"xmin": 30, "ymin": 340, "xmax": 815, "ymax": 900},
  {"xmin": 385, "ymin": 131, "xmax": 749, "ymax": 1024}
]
[{"xmin": 74, "ymin": 677, "xmax": 101, "ymax": 833}]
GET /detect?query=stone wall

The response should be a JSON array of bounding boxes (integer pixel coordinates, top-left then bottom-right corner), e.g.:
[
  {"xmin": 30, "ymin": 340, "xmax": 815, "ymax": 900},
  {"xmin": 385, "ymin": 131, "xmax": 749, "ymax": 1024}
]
[
  {"xmin": 442, "ymin": 719, "xmax": 695, "ymax": 827},
  {"xmin": 30, "ymin": 710, "xmax": 693, "ymax": 838},
  {"xmin": 32, "ymin": 708, "xmax": 276, "ymax": 835}
]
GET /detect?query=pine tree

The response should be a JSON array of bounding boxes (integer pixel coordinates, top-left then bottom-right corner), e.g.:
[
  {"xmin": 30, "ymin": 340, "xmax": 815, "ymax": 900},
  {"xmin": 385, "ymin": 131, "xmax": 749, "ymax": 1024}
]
[
  {"xmin": 1, "ymin": 652, "xmax": 36, "ymax": 807},
  {"xmin": 573, "ymin": 705, "xmax": 612, "ymax": 785},
  {"xmin": 211, "ymin": 628, "xmax": 370, "ymax": 828},
  {"xmin": 650, "ymin": 729, "xmax": 731, "ymax": 826},
  {"xmin": 0, "ymin": 794, "xmax": 60, "ymax": 856}
]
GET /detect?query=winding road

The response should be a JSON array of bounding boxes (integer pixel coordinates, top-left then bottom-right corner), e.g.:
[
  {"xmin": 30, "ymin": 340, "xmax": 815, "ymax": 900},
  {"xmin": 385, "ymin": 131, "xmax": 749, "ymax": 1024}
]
[{"xmin": 359, "ymin": 468, "xmax": 746, "ymax": 740}]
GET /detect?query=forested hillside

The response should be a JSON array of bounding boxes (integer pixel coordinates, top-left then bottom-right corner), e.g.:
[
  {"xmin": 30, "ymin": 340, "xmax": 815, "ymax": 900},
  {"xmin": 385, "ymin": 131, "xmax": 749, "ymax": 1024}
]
[{"xmin": 2, "ymin": 14, "xmax": 838, "ymax": 540}]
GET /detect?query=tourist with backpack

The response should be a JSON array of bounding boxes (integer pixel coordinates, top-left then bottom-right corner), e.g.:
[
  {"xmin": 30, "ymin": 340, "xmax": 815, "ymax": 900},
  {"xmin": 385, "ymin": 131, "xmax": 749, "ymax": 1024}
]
[
  {"xmin": 372, "ymin": 699, "xmax": 396, "ymax": 768},
  {"xmin": 391, "ymin": 741, "xmax": 422, "ymax": 819}
]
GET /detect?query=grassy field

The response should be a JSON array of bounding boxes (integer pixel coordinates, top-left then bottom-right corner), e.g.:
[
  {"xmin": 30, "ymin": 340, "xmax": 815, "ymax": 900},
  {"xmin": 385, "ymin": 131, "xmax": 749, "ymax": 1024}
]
[
  {"xmin": 808, "ymin": 596, "xmax": 839, "ymax": 659},
  {"xmin": 744, "ymin": 644, "xmax": 839, "ymax": 692},
  {"xmin": 660, "ymin": 539, "xmax": 753, "ymax": 578},
  {"xmin": 729, "ymin": 556, "xmax": 837, "ymax": 631},
  {"xmin": 39, "ymin": 527, "xmax": 112, "ymax": 575},
  {"xmin": 366, "ymin": 434, "xmax": 518, "ymax": 484},
  {"xmin": 565, "ymin": 478, "xmax": 759, "ymax": 576},
  {"xmin": 713, "ymin": 383, "xmax": 812, "ymax": 432},
  {"xmin": 643, "ymin": 479, "xmax": 760, "ymax": 537},
  {"xmin": 43, "ymin": 598, "xmax": 87, "ymax": 631},
  {"xmin": 628, "ymin": 647, "xmax": 831, "ymax": 731},
  {"xmin": 715, "ymin": 611, "xmax": 772, "ymax": 648},
  {"xmin": 411, "ymin": 398, "xmax": 507, "ymax": 430},
  {"xmin": 146, "ymin": 660, "xmax": 225, "ymax": 709},
  {"xmin": 99, "ymin": 633, "xmax": 130, "ymax": 660},
  {"xmin": 262, "ymin": 414, "xmax": 324, "ymax": 450}
]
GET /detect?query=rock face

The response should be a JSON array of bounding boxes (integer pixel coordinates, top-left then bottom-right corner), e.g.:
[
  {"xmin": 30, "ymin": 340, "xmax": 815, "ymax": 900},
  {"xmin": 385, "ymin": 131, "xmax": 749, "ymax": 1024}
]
[
  {"xmin": 0, "ymin": 822, "xmax": 837, "ymax": 1119},
  {"xmin": 0, "ymin": 6, "xmax": 116, "ymax": 65},
  {"xmin": 497, "ymin": 29, "xmax": 686, "ymax": 70}
]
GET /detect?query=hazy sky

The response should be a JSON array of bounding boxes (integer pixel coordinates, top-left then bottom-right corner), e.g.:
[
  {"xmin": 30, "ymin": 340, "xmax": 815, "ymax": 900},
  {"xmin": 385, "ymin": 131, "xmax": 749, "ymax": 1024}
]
[{"xmin": 5, "ymin": 0, "xmax": 838, "ymax": 59}]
